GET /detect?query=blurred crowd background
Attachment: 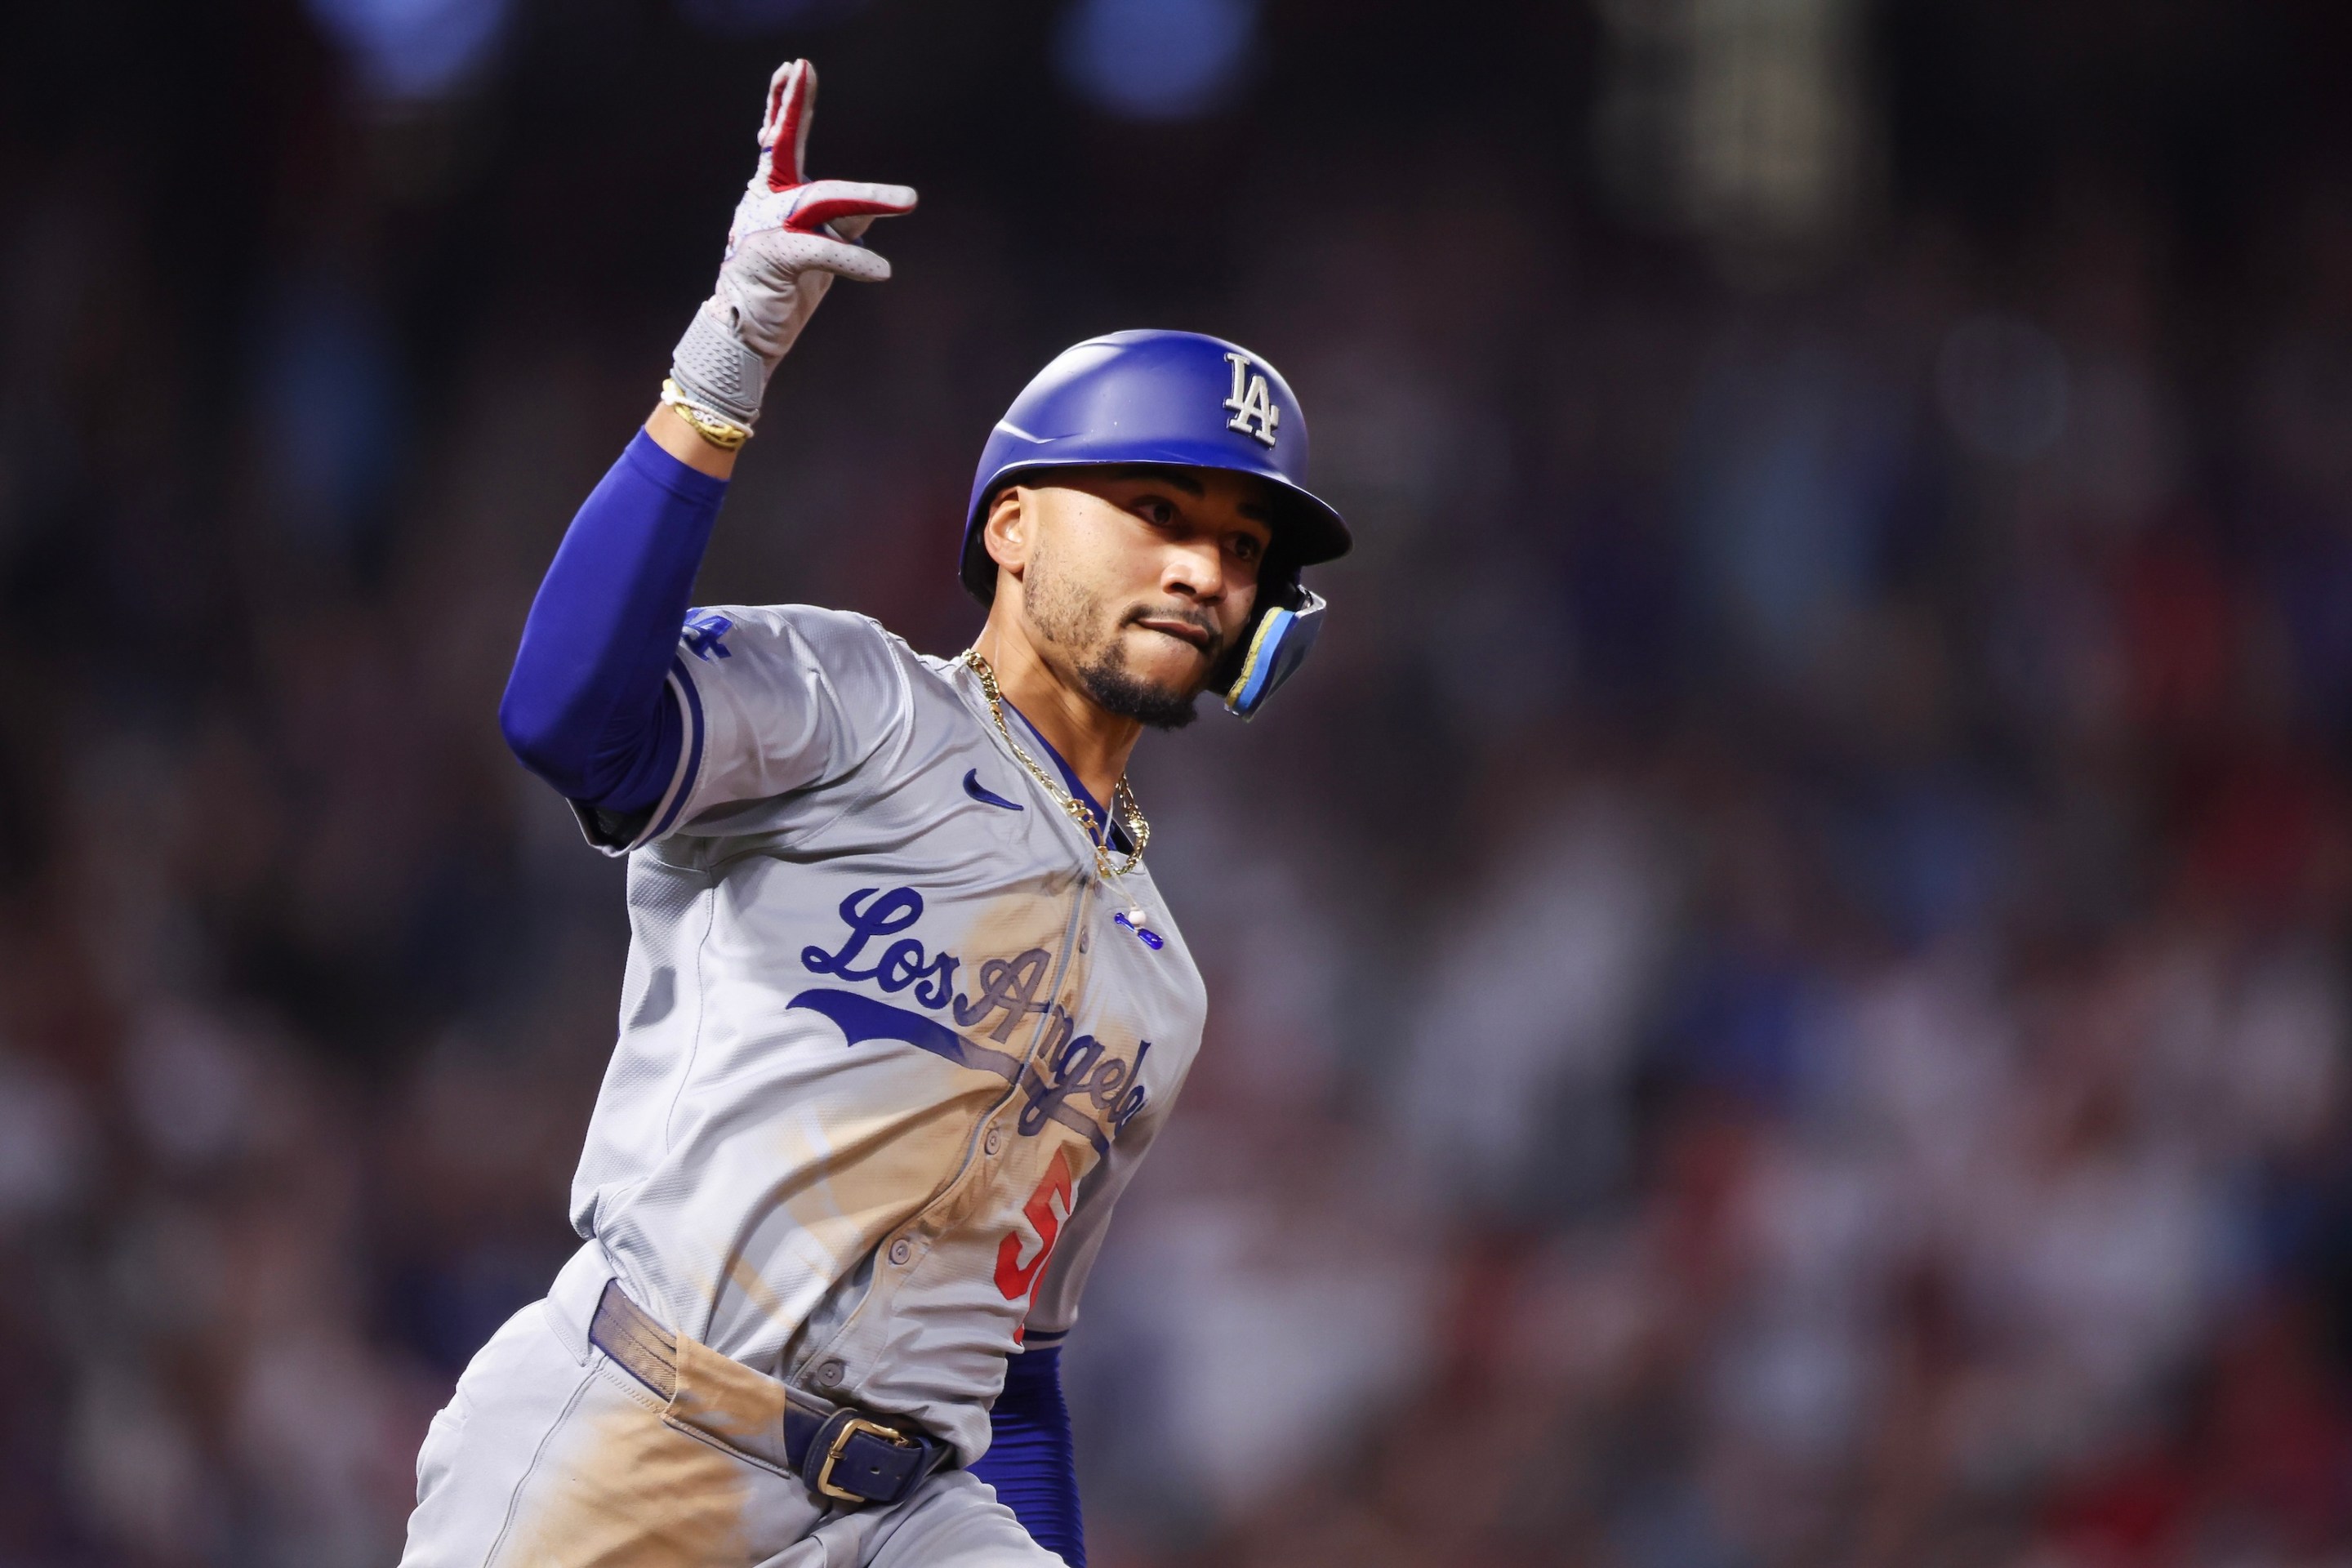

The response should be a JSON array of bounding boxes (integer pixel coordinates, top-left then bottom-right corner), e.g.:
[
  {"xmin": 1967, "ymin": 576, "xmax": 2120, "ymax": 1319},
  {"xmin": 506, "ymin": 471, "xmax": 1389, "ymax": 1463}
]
[{"xmin": 9, "ymin": 1, "xmax": 2352, "ymax": 1564}]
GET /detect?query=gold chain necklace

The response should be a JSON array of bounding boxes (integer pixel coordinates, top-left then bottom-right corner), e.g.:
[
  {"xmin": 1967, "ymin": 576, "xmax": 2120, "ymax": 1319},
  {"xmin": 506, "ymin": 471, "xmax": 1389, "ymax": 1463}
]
[{"xmin": 959, "ymin": 648, "xmax": 1150, "ymax": 882}]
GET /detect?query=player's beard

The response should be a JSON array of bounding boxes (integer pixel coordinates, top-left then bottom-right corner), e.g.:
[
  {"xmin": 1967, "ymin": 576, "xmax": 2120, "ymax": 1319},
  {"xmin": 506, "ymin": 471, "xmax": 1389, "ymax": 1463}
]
[{"xmin": 1025, "ymin": 540, "xmax": 1214, "ymax": 731}]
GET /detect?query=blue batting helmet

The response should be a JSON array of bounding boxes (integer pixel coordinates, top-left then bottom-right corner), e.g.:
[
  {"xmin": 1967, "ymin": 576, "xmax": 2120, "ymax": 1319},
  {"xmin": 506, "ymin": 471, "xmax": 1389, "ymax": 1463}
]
[{"xmin": 960, "ymin": 329, "xmax": 1350, "ymax": 719}]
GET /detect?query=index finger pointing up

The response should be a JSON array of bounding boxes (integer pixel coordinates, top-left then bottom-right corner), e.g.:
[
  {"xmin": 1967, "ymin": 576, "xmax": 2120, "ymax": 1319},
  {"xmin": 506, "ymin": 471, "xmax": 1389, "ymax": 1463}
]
[{"xmin": 757, "ymin": 59, "xmax": 817, "ymax": 191}]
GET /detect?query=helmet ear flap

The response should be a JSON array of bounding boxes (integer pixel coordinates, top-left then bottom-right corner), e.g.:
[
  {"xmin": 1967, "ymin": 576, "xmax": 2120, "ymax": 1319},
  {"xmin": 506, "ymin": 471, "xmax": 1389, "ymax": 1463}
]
[
  {"xmin": 1222, "ymin": 587, "xmax": 1326, "ymax": 721},
  {"xmin": 1208, "ymin": 551, "xmax": 1303, "ymax": 692},
  {"xmin": 960, "ymin": 527, "xmax": 999, "ymax": 604}
]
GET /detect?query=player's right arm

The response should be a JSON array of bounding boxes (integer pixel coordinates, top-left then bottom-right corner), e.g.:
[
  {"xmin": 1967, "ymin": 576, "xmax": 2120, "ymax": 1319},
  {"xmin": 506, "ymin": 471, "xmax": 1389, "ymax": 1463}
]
[{"xmin": 497, "ymin": 60, "xmax": 914, "ymax": 834}]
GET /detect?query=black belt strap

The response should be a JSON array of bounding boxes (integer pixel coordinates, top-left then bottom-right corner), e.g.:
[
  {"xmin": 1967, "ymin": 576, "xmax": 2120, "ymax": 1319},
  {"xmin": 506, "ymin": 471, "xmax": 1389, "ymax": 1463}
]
[{"xmin": 587, "ymin": 1281, "xmax": 947, "ymax": 1508}]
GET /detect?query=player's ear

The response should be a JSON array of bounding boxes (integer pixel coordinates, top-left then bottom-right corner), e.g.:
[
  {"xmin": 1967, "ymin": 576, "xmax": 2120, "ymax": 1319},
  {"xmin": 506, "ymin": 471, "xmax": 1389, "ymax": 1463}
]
[{"xmin": 982, "ymin": 485, "xmax": 1031, "ymax": 578}]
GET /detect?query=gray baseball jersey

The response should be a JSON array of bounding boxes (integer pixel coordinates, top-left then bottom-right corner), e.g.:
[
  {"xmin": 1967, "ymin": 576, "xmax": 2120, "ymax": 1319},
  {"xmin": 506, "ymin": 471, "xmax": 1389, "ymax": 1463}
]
[{"xmin": 563, "ymin": 603, "xmax": 1203, "ymax": 1464}]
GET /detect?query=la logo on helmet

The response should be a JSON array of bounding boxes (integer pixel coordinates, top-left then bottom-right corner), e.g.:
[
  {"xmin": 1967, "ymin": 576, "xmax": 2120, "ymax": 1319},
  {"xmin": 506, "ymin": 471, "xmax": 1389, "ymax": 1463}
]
[{"xmin": 1222, "ymin": 352, "xmax": 1281, "ymax": 448}]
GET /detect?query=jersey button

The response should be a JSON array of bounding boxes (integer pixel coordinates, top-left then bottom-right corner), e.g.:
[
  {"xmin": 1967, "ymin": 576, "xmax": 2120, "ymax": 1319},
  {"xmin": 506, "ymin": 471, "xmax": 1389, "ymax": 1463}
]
[
  {"xmin": 888, "ymin": 1237, "xmax": 913, "ymax": 1266},
  {"xmin": 815, "ymin": 1359, "xmax": 846, "ymax": 1388},
  {"xmin": 984, "ymin": 1125, "xmax": 1004, "ymax": 1156}
]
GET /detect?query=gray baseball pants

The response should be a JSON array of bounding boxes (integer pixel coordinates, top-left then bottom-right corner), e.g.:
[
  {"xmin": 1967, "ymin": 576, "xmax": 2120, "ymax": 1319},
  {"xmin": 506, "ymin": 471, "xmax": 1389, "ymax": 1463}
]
[{"xmin": 396, "ymin": 1253, "xmax": 1062, "ymax": 1568}]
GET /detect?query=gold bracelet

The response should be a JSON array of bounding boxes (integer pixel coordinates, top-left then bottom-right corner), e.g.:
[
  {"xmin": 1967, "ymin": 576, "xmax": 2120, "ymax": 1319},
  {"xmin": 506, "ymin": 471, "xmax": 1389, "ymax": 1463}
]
[{"xmin": 660, "ymin": 378, "xmax": 753, "ymax": 451}]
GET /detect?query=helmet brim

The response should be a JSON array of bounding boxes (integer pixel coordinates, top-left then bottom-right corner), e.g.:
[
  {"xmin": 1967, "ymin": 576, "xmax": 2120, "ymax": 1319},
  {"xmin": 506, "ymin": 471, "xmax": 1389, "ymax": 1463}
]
[{"xmin": 957, "ymin": 457, "xmax": 1350, "ymax": 604}]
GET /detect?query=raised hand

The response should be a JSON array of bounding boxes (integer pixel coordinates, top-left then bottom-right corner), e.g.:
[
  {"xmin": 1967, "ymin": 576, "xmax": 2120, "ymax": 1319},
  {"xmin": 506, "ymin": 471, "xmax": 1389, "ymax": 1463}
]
[{"xmin": 670, "ymin": 60, "xmax": 917, "ymax": 430}]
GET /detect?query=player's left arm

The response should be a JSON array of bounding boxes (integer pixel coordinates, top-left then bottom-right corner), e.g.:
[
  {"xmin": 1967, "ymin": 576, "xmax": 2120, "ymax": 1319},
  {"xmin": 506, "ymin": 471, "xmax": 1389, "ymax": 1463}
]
[
  {"xmin": 969, "ymin": 1347, "xmax": 1084, "ymax": 1566},
  {"xmin": 973, "ymin": 1085, "xmax": 1185, "ymax": 1565}
]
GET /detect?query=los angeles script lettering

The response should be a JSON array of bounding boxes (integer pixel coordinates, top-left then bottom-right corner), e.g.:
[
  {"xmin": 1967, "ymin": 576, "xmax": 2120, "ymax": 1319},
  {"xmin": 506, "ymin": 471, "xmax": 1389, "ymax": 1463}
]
[{"xmin": 800, "ymin": 886, "xmax": 1150, "ymax": 1138}]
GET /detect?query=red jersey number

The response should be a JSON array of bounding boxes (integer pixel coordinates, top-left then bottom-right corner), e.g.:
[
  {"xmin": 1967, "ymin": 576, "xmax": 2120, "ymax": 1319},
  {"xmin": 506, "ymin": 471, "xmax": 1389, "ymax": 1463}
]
[{"xmin": 995, "ymin": 1147, "xmax": 1075, "ymax": 1305}]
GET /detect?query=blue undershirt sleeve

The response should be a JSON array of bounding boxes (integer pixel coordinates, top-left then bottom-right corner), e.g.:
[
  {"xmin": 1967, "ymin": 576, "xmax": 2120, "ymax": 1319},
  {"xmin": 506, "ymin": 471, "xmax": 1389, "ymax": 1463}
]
[
  {"xmin": 969, "ymin": 1347, "xmax": 1085, "ymax": 1566},
  {"xmin": 498, "ymin": 430, "xmax": 728, "ymax": 816}
]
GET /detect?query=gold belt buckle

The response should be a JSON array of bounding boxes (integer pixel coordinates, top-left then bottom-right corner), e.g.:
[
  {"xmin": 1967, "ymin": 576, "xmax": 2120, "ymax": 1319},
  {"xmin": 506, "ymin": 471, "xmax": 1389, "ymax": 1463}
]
[{"xmin": 815, "ymin": 1415, "xmax": 918, "ymax": 1504}]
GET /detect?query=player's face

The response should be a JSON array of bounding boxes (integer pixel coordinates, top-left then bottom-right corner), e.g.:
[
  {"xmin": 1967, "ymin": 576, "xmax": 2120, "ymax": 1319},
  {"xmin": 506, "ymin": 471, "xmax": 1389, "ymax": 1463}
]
[{"xmin": 994, "ymin": 467, "xmax": 1276, "ymax": 728}]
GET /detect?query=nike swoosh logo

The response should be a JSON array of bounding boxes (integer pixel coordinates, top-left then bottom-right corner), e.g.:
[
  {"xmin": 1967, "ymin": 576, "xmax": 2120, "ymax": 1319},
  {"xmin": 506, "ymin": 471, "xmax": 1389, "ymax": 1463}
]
[{"xmin": 964, "ymin": 769, "xmax": 1024, "ymax": 811}]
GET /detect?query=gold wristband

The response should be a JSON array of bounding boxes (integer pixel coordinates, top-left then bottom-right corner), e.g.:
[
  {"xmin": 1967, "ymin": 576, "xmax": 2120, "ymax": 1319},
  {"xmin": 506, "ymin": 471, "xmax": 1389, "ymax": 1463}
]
[{"xmin": 660, "ymin": 378, "xmax": 753, "ymax": 451}]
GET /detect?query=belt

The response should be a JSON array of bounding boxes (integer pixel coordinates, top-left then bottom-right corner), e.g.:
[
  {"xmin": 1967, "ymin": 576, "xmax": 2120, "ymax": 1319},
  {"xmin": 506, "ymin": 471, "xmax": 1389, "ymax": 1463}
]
[{"xmin": 587, "ymin": 1281, "xmax": 948, "ymax": 1509}]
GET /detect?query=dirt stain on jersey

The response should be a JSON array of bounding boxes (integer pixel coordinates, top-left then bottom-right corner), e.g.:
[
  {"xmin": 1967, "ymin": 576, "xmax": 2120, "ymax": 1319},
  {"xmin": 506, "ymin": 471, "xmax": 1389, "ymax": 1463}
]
[{"xmin": 497, "ymin": 1378, "xmax": 755, "ymax": 1567}]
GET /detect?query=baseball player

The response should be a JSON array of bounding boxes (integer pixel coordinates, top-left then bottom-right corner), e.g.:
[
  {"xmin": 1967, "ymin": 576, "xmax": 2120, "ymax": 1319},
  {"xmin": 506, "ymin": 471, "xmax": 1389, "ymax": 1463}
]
[{"xmin": 399, "ymin": 60, "xmax": 1347, "ymax": 1567}]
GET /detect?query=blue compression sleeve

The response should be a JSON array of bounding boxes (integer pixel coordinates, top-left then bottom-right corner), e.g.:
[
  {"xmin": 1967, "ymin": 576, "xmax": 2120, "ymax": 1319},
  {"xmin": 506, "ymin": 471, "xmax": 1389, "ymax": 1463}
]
[
  {"xmin": 969, "ymin": 1348, "xmax": 1085, "ymax": 1566},
  {"xmin": 498, "ymin": 430, "xmax": 727, "ymax": 813}
]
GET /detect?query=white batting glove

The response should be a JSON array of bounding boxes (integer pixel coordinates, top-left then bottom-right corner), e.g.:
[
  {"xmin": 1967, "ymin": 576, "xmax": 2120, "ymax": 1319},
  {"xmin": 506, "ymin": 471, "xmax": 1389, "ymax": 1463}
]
[{"xmin": 670, "ymin": 60, "xmax": 916, "ymax": 428}]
